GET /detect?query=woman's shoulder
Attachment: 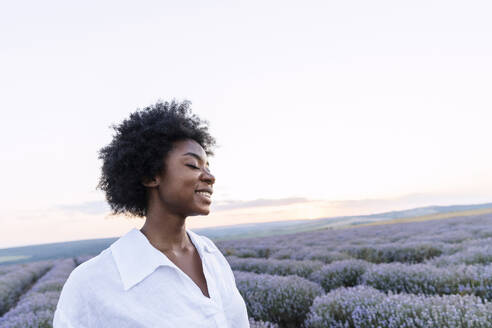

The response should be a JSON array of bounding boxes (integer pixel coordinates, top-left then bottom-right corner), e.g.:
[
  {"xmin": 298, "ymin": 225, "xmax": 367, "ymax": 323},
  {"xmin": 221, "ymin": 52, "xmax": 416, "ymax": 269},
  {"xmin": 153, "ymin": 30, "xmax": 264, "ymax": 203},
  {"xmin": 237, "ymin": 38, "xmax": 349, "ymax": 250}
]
[
  {"xmin": 65, "ymin": 248, "xmax": 116, "ymax": 289},
  {"xmin": 198, "ymin": 234, "xmax": 220, "ymax": 251},
  {"xmin": 54, "ymin": 249, "xmax": 117, "ymax": 326},
  {"xmin": 193, "ymin": 232, "xmax": 233, "ymax": 267},
  {"xmin": 187, "ymin": 229, "xmax": 221, "ymax": 253}
]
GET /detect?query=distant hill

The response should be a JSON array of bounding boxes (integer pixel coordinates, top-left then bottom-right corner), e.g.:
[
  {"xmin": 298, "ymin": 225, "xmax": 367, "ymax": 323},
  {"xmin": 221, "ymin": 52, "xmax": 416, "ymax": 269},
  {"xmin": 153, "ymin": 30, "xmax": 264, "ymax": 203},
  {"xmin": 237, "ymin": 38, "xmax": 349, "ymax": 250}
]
[
  {"xmin": 1, "ymin": 201, "xmax": 491, "ymax": 265},
  {"xmin": 197, "ymin": 202, "xmax": 492, "ymax": 240}
]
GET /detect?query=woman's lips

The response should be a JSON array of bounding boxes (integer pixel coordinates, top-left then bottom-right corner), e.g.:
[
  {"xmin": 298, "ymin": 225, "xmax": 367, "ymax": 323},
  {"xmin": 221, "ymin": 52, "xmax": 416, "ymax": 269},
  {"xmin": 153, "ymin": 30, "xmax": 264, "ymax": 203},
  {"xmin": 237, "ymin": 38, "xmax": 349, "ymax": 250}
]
[{"xmin": 195, "ymin": 191, "xmax": 212, "ymax": 204}]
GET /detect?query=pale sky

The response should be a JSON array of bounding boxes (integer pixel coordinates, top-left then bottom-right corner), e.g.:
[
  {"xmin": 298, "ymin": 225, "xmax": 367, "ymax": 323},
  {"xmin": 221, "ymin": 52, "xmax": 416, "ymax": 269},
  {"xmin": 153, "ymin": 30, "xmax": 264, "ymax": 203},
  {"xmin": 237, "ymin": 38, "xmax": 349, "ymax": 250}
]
[{"xmin": 1, "ymin": 0, "xmax": 491, "ymax": 248}]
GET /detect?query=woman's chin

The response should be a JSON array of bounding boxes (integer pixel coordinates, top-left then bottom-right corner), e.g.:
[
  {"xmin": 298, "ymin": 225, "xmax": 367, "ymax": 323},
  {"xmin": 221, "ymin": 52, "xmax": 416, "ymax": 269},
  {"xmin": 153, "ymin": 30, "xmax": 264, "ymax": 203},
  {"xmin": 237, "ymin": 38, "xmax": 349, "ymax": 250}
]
[{"xmin": 190, "ymin": 206, "xmax": 211, "ymax": 216}]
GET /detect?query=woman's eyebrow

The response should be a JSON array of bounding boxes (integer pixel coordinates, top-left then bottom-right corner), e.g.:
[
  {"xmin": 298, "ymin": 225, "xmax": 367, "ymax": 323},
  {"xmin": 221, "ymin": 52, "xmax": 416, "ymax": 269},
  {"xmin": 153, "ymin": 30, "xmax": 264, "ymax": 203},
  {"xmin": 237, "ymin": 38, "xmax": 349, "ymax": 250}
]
[{"xmin": 182, "ymin": 152, "xmax": 210, "ymax": 166}]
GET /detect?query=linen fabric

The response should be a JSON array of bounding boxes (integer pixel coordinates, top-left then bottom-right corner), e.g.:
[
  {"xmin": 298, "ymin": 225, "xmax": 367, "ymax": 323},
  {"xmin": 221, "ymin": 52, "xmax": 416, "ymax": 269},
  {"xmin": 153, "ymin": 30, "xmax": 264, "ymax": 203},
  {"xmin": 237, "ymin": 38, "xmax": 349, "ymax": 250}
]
[{"xmin": 53, "ymin": 228, "xmax": 250, "ymax": 328}]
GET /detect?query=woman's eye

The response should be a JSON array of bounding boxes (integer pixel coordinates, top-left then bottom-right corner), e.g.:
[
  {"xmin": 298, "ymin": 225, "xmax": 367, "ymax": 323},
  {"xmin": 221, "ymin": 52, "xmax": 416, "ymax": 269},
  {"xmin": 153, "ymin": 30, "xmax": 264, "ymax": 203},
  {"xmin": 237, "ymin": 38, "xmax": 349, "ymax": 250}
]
[{"xmin": 187, "ymin": 164, "xmax": 199, "ymax": 169}]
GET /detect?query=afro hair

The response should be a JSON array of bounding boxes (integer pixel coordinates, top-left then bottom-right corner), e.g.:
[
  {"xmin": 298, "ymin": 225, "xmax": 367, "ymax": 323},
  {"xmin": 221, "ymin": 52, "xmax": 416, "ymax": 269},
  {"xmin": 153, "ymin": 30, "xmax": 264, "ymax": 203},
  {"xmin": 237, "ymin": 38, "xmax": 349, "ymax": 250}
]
[{"xmin": 96, "ymin": 99, "xmax": 217, "ymax": 218}]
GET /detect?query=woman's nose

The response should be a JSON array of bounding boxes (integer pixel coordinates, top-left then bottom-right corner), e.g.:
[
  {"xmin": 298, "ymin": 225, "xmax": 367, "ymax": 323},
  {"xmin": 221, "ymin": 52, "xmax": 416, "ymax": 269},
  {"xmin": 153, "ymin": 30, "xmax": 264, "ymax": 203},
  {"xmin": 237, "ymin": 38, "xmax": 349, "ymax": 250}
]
[{"xmin": 201, "ymin": 169, "xmax": 215, "ymax": 185}]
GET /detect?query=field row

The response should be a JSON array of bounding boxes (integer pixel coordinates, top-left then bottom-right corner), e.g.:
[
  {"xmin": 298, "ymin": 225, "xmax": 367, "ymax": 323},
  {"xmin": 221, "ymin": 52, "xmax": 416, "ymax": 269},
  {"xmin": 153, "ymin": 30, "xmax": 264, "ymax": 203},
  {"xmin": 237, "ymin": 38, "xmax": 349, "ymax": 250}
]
[
  {"xmin": 0, "ymin": 255, "xmax": 90, "ymax": 328},
  {"xmin": 234, "ymin": 270, "xmax": 492, "ymax": 328},
  {"xmin": 227, "ymin": 256, "xmax": 492, "ymax": 300},
  {"xmin": 216, "ymin": 213, "xmax": 492, "ymax": 262},
  {"xmin": 1, "ymin": 213, "xmax": 491, "ymax": 327}
]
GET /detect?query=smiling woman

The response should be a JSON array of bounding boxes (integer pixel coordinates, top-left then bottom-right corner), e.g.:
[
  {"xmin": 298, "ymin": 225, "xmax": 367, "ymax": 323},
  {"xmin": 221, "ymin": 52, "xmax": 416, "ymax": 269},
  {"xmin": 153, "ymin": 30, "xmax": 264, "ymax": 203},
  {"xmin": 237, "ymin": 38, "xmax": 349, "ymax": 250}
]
[{"xmin": 53, "ymin": 100, "xmax": 250, "ymax": 328}]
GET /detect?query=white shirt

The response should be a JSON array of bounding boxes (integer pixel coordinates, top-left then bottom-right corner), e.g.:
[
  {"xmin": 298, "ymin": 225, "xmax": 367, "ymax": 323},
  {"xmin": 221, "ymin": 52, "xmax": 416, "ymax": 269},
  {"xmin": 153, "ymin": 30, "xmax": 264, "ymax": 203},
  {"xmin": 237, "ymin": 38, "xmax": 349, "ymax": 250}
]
[{"xmin": 53, "ymin": 228, "xmax": 250, "ymax": 328}]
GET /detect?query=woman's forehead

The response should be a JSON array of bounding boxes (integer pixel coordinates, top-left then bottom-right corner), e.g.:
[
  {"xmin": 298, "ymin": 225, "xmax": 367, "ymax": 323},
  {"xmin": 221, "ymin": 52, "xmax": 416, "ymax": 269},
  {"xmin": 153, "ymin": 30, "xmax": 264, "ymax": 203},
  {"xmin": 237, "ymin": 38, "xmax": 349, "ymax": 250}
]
[{"xmin": 172, "ymin": 140, "xmax": 208, "ymax": 163}]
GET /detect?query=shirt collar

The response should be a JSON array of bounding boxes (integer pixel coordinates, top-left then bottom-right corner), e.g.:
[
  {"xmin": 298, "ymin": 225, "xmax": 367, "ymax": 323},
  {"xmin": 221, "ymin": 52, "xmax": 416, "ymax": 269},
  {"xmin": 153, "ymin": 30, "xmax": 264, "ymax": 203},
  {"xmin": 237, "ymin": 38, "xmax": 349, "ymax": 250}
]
[{"xmin": 110, "ymin": 227, "xmax": 219, "ymax": 291}]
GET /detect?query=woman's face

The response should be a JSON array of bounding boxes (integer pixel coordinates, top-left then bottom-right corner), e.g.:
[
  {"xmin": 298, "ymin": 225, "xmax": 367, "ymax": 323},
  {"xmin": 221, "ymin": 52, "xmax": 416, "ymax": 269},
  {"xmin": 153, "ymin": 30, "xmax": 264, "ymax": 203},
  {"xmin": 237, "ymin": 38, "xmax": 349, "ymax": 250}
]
[{"xmin": 154, "ymin": 139, "xmax": 215, "ymax": 217}]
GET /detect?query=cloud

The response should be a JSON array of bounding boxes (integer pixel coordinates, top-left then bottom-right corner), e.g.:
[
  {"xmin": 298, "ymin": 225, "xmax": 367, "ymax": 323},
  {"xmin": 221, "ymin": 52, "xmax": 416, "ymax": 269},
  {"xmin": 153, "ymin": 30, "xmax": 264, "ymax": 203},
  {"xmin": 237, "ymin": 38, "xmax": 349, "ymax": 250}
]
[
  {"xmin": 211, "ymin": 197, "xmax": 309, "ymax": 211},
  {"xmin": 53, "ymin": 197, "xmax": 310, "ymax": 216},
  {"xmin": 57, "ymin": 201, "xmax": 111, "ymax": 215},
  {"xmin": 325, "ymin": 192, "xmax": 448, "ymax": 209},
  {"xmin": 54, "ymin": 192, "xmax": 490, "ymax": 219}
]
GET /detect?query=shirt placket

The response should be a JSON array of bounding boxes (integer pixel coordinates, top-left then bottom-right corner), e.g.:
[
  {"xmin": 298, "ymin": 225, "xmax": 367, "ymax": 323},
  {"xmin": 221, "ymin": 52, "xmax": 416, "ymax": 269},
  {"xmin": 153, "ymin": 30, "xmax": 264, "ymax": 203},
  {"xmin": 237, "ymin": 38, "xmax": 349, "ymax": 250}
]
[
  {"xmin": 201, "ymin": 258, "xmax": 228, "ymax": 327},
  {"xmin": 171, "ymin": 245, "xmax": 226, "ymax": 327}
]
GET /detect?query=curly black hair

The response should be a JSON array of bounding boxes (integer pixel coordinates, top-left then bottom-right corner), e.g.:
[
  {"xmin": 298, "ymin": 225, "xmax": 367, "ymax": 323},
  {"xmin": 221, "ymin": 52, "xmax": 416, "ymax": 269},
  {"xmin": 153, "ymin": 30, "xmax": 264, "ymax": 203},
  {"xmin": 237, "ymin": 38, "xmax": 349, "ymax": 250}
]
[{"xmin": 96, "ymin": 99, "xmax": 217, "ymax": 218}]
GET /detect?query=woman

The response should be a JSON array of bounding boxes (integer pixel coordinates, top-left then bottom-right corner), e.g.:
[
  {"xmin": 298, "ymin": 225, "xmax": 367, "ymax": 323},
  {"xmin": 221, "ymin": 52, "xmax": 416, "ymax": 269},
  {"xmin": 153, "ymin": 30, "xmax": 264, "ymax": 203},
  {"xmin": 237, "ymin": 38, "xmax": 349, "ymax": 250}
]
[{"xmin": 54, "ymin": 100, "xmax": 250, "ymax": 327}]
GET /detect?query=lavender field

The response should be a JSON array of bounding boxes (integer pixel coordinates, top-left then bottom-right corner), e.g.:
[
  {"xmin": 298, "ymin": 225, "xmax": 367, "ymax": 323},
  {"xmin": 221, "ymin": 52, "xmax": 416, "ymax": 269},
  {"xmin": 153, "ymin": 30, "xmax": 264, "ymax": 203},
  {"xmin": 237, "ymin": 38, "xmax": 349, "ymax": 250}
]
[{"xmin": 1, "ymin": 213, "xmax": 492, "ymax": 327}]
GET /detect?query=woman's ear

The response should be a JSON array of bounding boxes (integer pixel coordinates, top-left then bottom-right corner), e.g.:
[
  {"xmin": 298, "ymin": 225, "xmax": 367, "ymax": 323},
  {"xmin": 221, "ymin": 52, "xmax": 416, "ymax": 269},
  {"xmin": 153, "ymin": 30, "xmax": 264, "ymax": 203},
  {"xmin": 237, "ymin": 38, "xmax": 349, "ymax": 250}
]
[{"xmin": 142, "ymin": 176, "xmax": 160, "ymax": 188}]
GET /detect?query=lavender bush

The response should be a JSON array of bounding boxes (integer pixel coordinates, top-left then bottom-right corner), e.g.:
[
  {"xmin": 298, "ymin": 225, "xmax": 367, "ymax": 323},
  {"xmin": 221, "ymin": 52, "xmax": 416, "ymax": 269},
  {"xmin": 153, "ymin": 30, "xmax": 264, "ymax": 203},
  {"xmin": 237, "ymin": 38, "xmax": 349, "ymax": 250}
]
[
  {"xmin": 304, "ymin": 285, "xmax": 492, "ymax": 328},
  {"xmin": 341, "ymin": 242, "xmax": 444, "ymax": 264},
  {"xmin": 226, "ymin": 256, "xmax": 324, "ymax": 278},
  {"xmin": 0, "ymin": 264, "xmax": 18, "ymax": 276},
  {"xmin": 0, "ymin": 258, "xmax": 76, "ymax": 328},
  {"xmin": 234, "ymin": 270, "xmax": 324, "ymax": 328},
  {"xmin": 270, "ymin": 247, "xmax": 352, "ymax": 264},
  {"xmin": 25, "ymin": 258, "xmax": 76, "ymax": 294},
  {"xmin": 222, "ymin": 246, "xmax": 281, "ymax": 258},
  {"xmin": 427, "ymin": 244, "xmax": 492, "ymax": 267},
  {"xmin": 75, "ymin": 254, "xmax": 95, "ymax": 266},
  {"xmin": 308, "ymin": 259, "xmax": 373, "ymax": 292},
  {"xmin": 361, "ymin": 262, "xmax": 492, "ymax": 300},
  {"xmin": 0, "ymin": 260, "xmax": 53, "ymax": 316},
  {"xmin": 0, "ymin": 292, "xmax": 60, "ymax": 328},
  {"xmin": 249, "ymin": 317, "xmax": 280, "ymax": 328}
]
